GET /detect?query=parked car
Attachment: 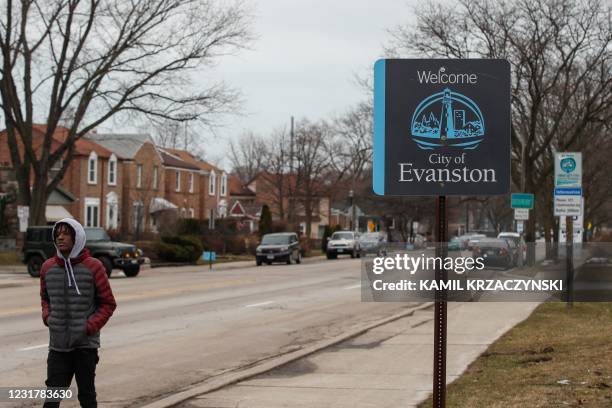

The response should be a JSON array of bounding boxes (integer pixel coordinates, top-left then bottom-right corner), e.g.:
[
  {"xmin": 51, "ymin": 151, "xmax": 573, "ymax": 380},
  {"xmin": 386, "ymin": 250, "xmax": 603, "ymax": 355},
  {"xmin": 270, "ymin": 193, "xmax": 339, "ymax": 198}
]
[
  {"xmin": 466, "ymin": 234, "xmax": 487, "ymax": 250},
  {"xmin": 255, "ymin": 232, "xmax": 301, "ymax": 266},
  {"xmin": 326, "ymin": 231, "xmax": 360, "ymax": 259},
  {"xmin": 472, "ymin": 238, "xmax": 515, "ymax": 269},
  {"xmin": 358, "ymin": 232, "xmax": 387, "ymax": 257},
  {"xmin": 22, "ymin": 226, "xmax": 143, "ymax": 278},
  {"xmin": 498, "ymin": 232, "xmax": 526, "ymax": 262},
  {"xmin": 457, "ymin": 233, "xmax": 479, "ymax": 249},
  {"xmin": 448, "ymin": 236, "xmax": 462, "ymax": 251}
]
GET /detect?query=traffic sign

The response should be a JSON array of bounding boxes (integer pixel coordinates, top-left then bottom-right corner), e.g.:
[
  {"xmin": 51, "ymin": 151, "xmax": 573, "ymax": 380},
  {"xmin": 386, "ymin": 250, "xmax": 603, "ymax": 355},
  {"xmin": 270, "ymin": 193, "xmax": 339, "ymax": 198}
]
[
  {"xmin": 554, "ymin": 152, "xmax": 582, "ymax": 188},
  {"xmin": 554, "ymin": 195, "xmax": 582, "ymax": 216},
  {"xmin": 17, "ymin": 206, "xmax": 29, "ymax": 233},
  {"xmin": 554, "ymin": 187, "xmax": 582, "ymax": 196},
  {"xmin": 373, "ymin": 59, "xmax": 511, "ymax": 196},
  {"xmin": 511, "ymin": 193, "xmax": 534, "ymax": 209},
  {"xmin": 514, "ymin": 208, "xmax": 529, "ymax": 220}
]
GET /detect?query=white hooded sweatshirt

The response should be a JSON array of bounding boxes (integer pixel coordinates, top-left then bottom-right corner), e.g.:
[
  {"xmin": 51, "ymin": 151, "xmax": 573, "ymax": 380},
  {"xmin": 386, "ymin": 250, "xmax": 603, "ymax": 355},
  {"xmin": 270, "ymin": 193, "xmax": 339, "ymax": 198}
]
[{"xmin": 52, "ymin": 218, "xmax": 87, "ymax": 296}]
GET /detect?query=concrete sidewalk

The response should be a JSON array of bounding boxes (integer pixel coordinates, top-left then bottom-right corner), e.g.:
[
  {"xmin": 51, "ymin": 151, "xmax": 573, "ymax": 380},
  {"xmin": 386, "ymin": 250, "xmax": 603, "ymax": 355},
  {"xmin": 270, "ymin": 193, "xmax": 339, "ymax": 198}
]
[{"xmin": 177, "ymin": 301, "xmax": 540, "ymax": 408}]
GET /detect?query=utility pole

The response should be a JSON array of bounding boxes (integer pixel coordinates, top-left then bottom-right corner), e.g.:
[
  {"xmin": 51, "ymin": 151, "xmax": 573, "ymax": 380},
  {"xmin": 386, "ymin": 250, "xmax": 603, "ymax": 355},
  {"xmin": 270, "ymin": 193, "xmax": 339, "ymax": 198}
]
[{"xmin": 289, "ymin": 116, "xmax": 295, "ymax": 230}]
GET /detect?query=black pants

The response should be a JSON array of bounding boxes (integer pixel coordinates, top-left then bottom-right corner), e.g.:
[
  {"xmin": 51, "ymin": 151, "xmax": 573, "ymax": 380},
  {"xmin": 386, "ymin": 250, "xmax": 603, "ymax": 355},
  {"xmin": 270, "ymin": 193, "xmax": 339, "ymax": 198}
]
[{"xmin": 43, "ymin": 349, "xmax": 99, "ymax": 408}]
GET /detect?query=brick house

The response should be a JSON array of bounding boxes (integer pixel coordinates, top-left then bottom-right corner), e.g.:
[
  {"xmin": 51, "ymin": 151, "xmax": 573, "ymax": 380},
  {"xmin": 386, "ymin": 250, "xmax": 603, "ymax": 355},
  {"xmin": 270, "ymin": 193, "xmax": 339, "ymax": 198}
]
[
  {"xmin": 246, "ymin": 172, "xmax": 331, "ymax": 238},
  {"xmin": 158, "ymin": 149, "xmax": 201, "ymax": 221},
  {"xmin": 227, "ymin": 175, "xmax": 259, "ymax": 232},
  {"xmin": 0, "ymin": 125, "xmax": 122, "ymax": 230},
  {"xmin": 161, "ymin": 148, "xmax": 229, "ymax": 226}
]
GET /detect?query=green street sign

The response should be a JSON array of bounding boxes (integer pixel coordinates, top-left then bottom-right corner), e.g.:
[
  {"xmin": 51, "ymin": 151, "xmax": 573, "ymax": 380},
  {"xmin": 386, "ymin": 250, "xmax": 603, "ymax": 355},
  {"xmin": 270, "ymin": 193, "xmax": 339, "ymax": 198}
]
[{"xmin": 511, "ymin": 193, "xmax": 534, "ymax": 209}]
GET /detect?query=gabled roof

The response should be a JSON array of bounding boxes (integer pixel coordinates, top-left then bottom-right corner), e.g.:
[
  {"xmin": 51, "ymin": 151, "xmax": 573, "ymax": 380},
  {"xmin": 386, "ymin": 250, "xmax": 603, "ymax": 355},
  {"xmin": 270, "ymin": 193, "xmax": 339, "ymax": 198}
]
[
  {"xmin": 162, "ymin": 147, "xmax": 224, "ymax": 173},
  {"xmin": 0, "ymin": 124, "xmax": 112, "ymax": 161},
  {"xmin": 34, "ymin": 125, "xmax": 113, "ymax": 157},
  {"xmin": 87, "ymin": 133, "xmax": 154, "ymax": 160},
  {"xmin": 159, "ymin": 150, "xmax": 200, "ymax": 171},
  {"xmin": 229, "ymin": 175, "xmax": 255, "ymax": 196}
]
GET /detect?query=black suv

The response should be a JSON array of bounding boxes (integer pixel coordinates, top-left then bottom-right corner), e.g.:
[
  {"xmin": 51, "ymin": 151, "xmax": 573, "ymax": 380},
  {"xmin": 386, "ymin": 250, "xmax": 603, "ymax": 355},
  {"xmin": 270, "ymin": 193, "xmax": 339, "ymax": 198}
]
[
  {"xmin": 255, "ymin": 232, "xmax": 301, "ymax": 265},
  {"xmin": 22, "ymin": 226, "xmax": 143, "ymax": 278}
]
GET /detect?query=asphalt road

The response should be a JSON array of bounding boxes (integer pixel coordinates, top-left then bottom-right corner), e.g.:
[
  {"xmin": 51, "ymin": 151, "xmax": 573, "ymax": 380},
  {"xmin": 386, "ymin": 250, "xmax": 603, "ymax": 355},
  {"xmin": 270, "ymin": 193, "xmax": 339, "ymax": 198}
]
[{"xmin": 0, "ymin": 256, "xmax": 416, "ymax": 407}]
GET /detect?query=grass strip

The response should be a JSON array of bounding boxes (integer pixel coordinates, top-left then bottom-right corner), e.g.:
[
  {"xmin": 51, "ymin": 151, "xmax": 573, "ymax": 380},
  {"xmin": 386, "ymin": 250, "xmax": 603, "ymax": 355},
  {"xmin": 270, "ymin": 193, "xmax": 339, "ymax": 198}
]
[{"xmin": 419, "ymin": 302, "xmax": 612, "ymax": 407}]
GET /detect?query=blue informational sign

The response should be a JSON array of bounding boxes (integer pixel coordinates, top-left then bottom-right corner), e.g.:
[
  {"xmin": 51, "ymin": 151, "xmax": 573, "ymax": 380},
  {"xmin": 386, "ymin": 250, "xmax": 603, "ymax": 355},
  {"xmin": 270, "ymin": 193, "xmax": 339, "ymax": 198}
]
[
  {"xmin": 202, "ymin": 251, "xmax": 216, "ymax": 262},
  {"xmin": 373, "ymin": 59, "xmax": 511, "ymax": 196},
  {"xmin": 554, "ymin": 188, "xmax": 582, "ymax": 196}
]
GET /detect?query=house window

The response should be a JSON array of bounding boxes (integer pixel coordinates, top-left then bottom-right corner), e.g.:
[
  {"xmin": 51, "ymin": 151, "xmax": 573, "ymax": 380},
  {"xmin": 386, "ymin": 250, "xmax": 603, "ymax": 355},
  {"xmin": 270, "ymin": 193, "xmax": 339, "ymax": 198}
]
[
  {"xmin": 106, "ymin": 192, "xmax": 118, "ymax": 229},
  {"xmin": 209, "ymin": 171, "xmax": 216, "ymax": 195},
  {"xmin": 132, "ymin": 201, "xmax": 144, "ymax": 233},
  {"xmin": 208, "ymin": 208, "xmax": 215, "ymax": 229},
  {"xmin": 136, "ymin": 164, "xmax": 143, "ymax": 188},
  {"xmin": 189, "ymin": 173, "xmax": 194, "ymax": 193},
  {"xmin": 108, "ymin": 154, "xmax": 117, "ymax": 186},
  {"xmin": 188, "ymin": 208, "xmax": 195, "ymax": 218},
  {"xmin": 152, "ymin": 166, "xmax": 158, "ymax": 190},
  {"xmin": 88, "ymin": 152, "xmax": 98, "ymax": 184},
  {"xmin": 220, "ymin": 173, "xmax": 227, "ymax": 196},
  {"xmin": 84, "ymin": 198, "xmax": 100, "ymax": 227},
  {"xmin": 175, "ymin": 170, "xmax": 181, "ymax": 192}
]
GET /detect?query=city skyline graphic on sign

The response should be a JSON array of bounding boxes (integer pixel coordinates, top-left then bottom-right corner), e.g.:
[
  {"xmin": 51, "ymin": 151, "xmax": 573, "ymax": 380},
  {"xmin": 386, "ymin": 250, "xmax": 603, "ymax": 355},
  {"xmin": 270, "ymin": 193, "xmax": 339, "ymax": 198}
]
[{"xmin": 410, "ymin": 88, "xmax": 485, "ymax": 150}]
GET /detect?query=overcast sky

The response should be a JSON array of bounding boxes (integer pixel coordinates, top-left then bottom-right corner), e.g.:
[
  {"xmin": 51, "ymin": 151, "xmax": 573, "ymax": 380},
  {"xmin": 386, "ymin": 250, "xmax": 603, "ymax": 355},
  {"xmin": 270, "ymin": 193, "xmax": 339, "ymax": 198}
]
[{"xmin": 192, "ymin": 0, "xmax": 418, "ymax": 167}]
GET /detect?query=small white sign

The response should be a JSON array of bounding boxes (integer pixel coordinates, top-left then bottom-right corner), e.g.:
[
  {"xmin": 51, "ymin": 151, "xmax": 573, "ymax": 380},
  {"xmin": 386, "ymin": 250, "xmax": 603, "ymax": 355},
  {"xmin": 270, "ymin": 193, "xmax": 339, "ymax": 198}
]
[
  {"xmin": 514, "ymin": 208, "xmax": 529, "ymax": 220},
  {"xmin": 516, "ymin": 221, "xmax": 524, "ymax": 234},
  {"xmin": 17, "ymin": 205, "xmax": 29, "ymax": 233},
  {"xmin": 554, "ymin": 152, "xmax": 582, "ymax": 188},
  {"xmin": 554, "ymin": 195, "xmax": 582, "ymax": 216}
]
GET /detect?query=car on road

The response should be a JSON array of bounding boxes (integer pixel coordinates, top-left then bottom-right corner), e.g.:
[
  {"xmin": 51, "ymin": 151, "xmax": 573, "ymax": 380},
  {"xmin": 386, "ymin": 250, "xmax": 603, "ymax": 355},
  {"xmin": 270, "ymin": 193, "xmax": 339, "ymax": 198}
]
[
  {"xmin": 498, "ymin": 232, "xmax": 526, "ymax": 262},
  {"xmin": 358, "ymin": 232, "xmax": 387, "ymax": 257},
  {"xmin": 256, "ymin": 232, "xmax": 302, "ymax": 266},
  {"xmin": 326, "ymin": 231, "xmax": 360, "ymax": 259},
  {"xmin": 466, "ymin": 234, "xmax": 487, "ymax": 250},
  {"xmin": 472, "ymin": 238, "xmax": 515, "ymax": 269},
  {"xmin": 448, "ymin": 236, "xmax": 462, "ymax": 251},
  {"xmin": 22, "ymin": 226, "xmax": 144, "ymax": 278}
]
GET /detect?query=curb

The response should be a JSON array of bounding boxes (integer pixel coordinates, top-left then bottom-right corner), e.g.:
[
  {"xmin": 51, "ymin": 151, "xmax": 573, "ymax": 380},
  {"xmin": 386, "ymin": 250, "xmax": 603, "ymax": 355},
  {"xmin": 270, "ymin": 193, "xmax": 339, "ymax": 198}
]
[{"xmin": 140, "ymin": 302, "xmax": 433, "ymax": 408}]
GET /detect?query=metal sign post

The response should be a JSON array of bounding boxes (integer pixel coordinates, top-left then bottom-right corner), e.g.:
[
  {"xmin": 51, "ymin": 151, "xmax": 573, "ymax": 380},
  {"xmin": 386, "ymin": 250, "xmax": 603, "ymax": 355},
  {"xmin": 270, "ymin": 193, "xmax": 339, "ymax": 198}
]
[
  {"xmin": 565, "ymin": 216, "xmax": 573, "ymax": 307},
  {"xmin": 373, "ymin": 59, "xmax": 510, "ymax": 407},
  {"xmin": 554, "ymin": 153, "xmax": 582, "ymax": 308},
  {"xmin": 433, "ymin": 196, "xmax": 448, "ymax": 408}
]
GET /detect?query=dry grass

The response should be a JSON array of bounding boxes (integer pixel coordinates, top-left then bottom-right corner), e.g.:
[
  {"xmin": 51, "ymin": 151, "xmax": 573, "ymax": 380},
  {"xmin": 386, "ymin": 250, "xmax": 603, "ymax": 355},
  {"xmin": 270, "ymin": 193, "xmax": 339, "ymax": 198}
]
[
  {"xmin": 0, "ymin": 251, "xmax": 20, "ymax": 265},
  {"xmin": 419, "ymin": 302, "xmax": 612, "ymax": 407}
]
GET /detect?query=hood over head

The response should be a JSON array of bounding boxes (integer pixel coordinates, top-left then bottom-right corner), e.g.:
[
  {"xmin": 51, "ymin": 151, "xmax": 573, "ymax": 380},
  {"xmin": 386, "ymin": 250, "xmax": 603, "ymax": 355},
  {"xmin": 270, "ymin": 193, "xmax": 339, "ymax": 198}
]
[
  {"xmin": 52, "ymin": 218, "xmax": 86, "ymax": 296},
  {"xmin": 52, "ymin": 218, "xmax": 86, "ymax": 259}
]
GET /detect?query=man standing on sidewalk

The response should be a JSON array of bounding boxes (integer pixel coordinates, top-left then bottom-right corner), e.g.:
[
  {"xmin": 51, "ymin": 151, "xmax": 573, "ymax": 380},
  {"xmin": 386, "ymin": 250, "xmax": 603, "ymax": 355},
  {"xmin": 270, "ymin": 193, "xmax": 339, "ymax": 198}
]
[{"xmin": 40, "ymin": 218, "xmax": 117, "ymax": 407}]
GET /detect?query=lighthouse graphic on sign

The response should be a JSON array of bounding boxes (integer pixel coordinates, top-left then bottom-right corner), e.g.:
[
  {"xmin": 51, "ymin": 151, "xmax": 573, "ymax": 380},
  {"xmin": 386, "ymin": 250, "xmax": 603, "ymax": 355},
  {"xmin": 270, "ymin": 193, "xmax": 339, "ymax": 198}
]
[{"xmin": 411, "ymin": 88, "xmax": 485, "ymax": 150}]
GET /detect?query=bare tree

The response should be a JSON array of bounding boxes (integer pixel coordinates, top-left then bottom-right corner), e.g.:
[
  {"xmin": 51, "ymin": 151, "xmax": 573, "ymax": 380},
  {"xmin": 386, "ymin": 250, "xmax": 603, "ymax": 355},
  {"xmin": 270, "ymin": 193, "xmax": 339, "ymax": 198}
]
[
  {"xmin": 0, "ymin": 0, "xmax": 252, "ymax": 225},
  {"xmin": 386, "ymin": 0, "xmax": 612, "ymax": 262},
  {"xmin": 229, "ymin": 131, "xmax": 268, "ymax": 184},
  {"xmin": 327, "ymin": 101, "xmax": 373, "ymax": 183},
  {"xmin": 294, "ymin": 119, "xmax": 331, "ymax": 238},
  {"xmin": 260, "ymin": 128, "xmax": 290, "ymax": 221},
  {"xmin": 141, "ymin": 117, "xmax": 203, "ymax": 155}
]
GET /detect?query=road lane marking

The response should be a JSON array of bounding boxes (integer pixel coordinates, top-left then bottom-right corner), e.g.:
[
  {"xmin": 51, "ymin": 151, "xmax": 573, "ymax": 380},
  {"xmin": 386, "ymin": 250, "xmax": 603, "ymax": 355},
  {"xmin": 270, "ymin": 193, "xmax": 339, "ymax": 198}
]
[
  {"xmin": 0, "ymin": 278, "xmax": 258, "ymax": 318},
  {"xmin": 19, "ymin": 343, "xmax": 47, "ymax": 351},
  {"xmin": 343, "ymin": 283, "xmax": 362, "ymax": 290},
  {"xmin": 245, "ymin": 301, "xmax": 275, "ymax": 308}
]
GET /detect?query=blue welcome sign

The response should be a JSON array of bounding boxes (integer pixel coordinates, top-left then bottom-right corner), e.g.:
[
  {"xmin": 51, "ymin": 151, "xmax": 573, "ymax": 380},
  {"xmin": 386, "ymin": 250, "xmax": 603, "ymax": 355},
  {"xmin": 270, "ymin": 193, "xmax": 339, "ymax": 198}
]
[{"xmin": 373, "ymin": 59, "xmax": 511, "ymax": 196}]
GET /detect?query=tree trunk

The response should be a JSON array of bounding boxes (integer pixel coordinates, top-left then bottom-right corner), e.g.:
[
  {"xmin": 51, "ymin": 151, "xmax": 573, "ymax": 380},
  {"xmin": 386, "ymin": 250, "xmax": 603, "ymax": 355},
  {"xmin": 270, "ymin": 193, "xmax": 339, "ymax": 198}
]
[
  {"xmin": 523, "ymin": 159, "xmax": 537, "ymax": 265},
  {"xmin": 29, "ymin": 175, "xmax": 48, "ymax": 225}
]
